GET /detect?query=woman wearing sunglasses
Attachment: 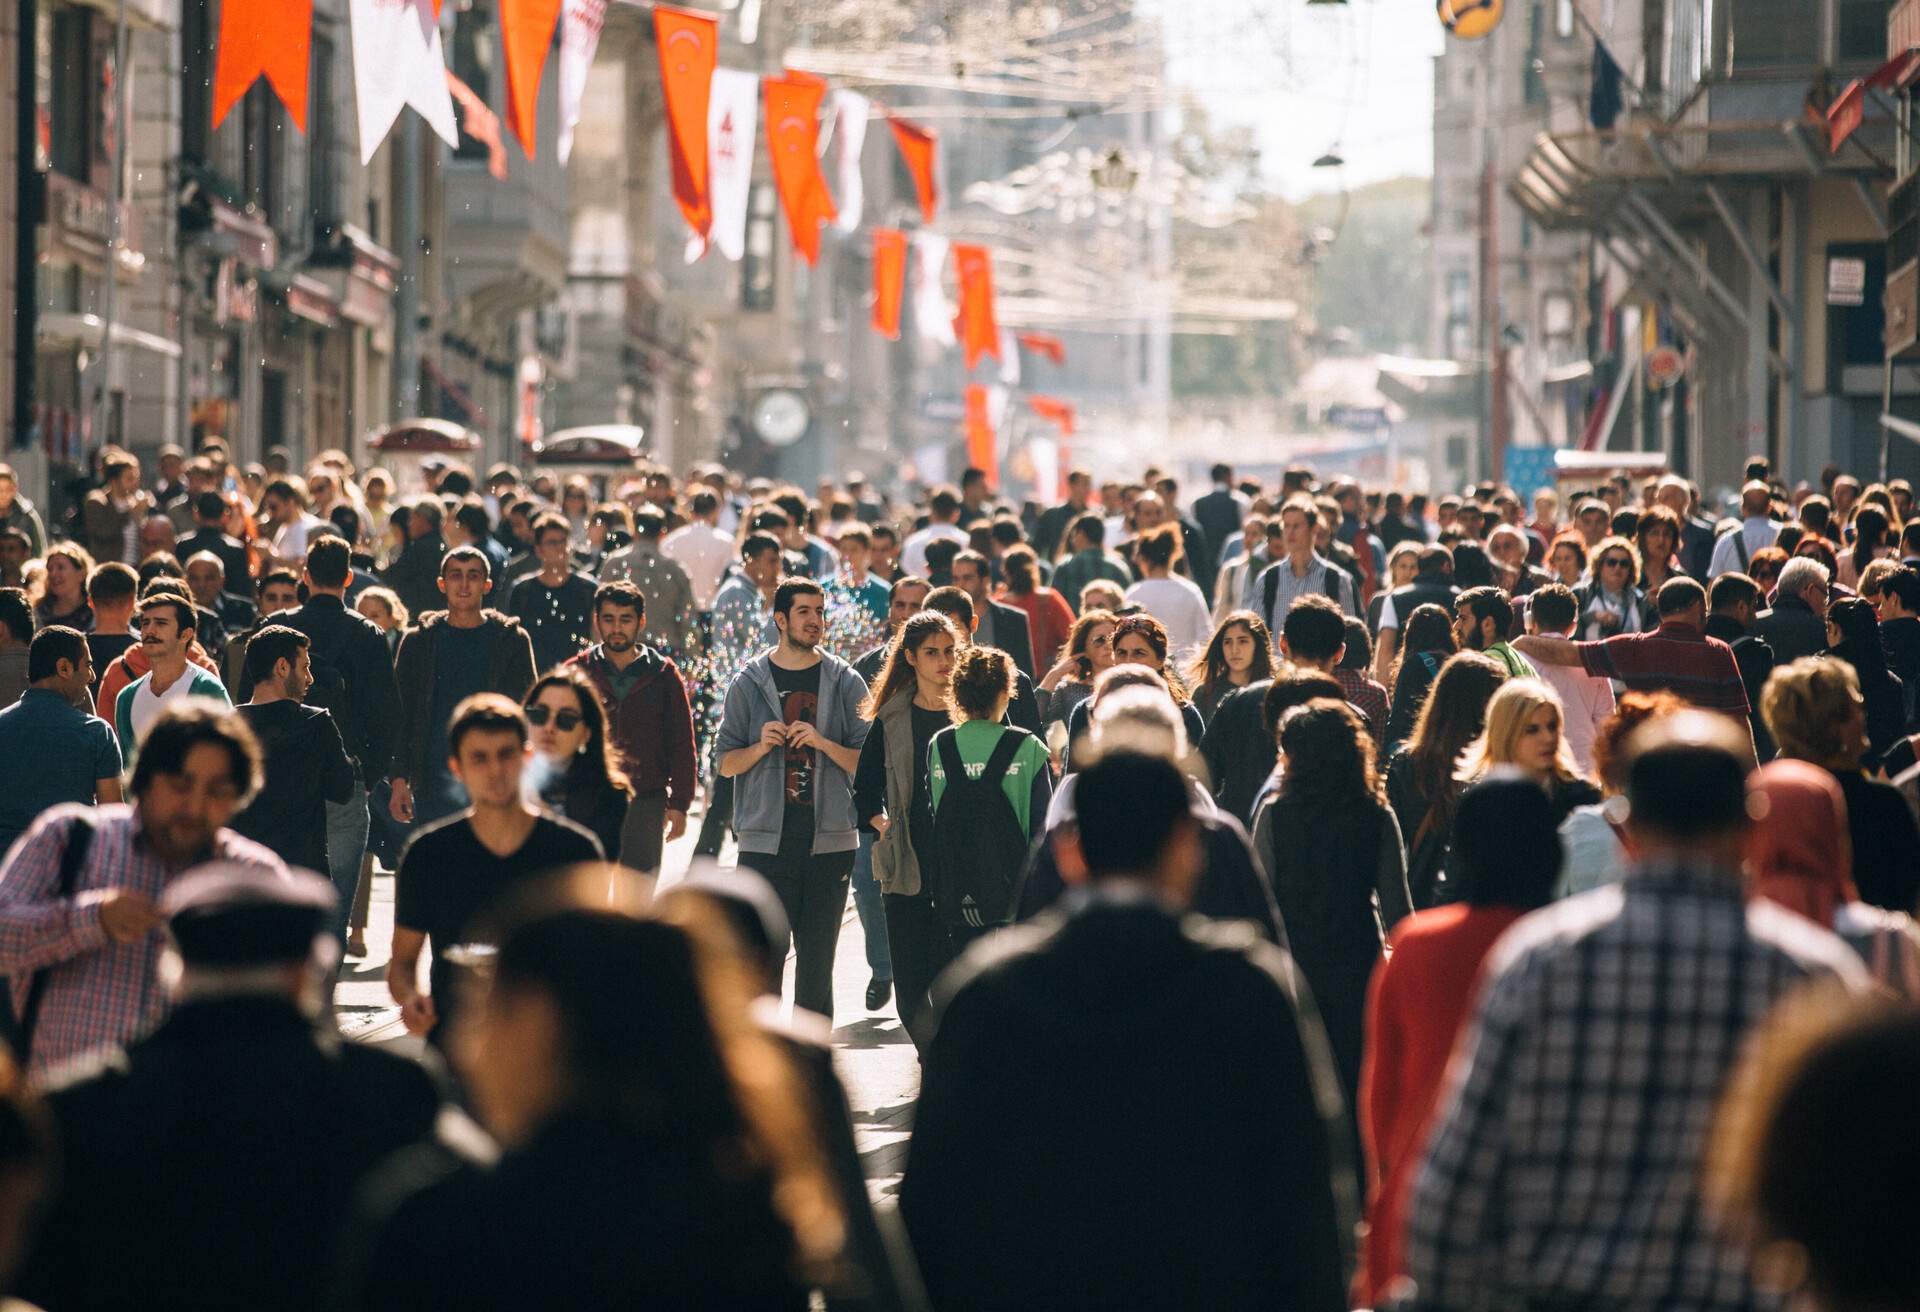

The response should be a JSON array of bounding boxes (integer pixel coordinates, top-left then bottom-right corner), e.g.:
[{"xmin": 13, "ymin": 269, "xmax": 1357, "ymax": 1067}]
[
  {"xmin": 523, "ymin": 670, "xmax": 632, "ymax": 862},
  {"xmin": 1573, "ymin": 535, "xmax": 1654, "ymax": 642}
]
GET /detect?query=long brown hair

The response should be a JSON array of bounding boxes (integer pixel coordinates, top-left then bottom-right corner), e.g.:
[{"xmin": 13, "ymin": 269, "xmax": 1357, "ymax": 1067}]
[
  {"xmin": 525, "ymin": 669, "xmax": 631, "ymax": 796},
  {"xmin": 1061, "ymin": 608, "xmax": 1118, "ymax": 683},
  {"xmin": 1186, "ymin": 610, "xmax": 1277, "ymax": 695},
  {"xmin": 1404, "ymin": 651, "xmax": 1506, "ymax": 797},
  {"xmin": 1278, "ymin": 700, "xmax": 1383, "ymax": 804},
  {"xmin": 859, "ymin": 611, "xmax": 961, "ymax": 719},
  {"xmin": 1111, "ymin": 612, "xmax": 1191, "ymax": 705}
]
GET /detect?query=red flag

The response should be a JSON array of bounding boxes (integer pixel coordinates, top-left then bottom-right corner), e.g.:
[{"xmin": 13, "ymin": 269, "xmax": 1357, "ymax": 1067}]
[
  {"xmin": 765, "ymin": 73, "xmax": 836, "ymax": 264},
  {"xmin": 1017, "ymin": 332, "xmax": 1066, "ymax": 366},
  {"xmin": 952, "ymin": 245, "xmax": 1001, "ymax": 371},
  {"xmin": 1026, "ymin": 394, "xmax": 1076, "ymax": 437},
  {"xmin": 872, "ymin": 228, "xmax": 907, "ymax": 340},
  {"xmin": 212, "ymin": 0, "xmax": 313, "ymax": 132},
  {"xmin": 655, "ymin": 5, "xmax": 718, "ymax": 237},
  {"xmin": 964, "ymin": 384, "xmax": 998, "ymax": 489},
  {"xmin": 1828, "ymin": 79, "xmax": 1865, "ymax": 152},
  {"xmin": 500, "ymin": 0, "xmax": 563, "ymax": 155},
  {"xmin": 888, "ymin": 116, "xmax": 939, "ymax": 224},
  {"xmin": 446, "ymin": 71, "xmax": 508, "ymax": 180}
]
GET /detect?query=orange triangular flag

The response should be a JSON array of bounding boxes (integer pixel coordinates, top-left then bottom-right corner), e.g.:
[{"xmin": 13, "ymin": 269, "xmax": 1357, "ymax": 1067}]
[
  {"xmin": 499, "ymin": 0, "xmax": 563, "ymax": 156},
  {"xmin": 872, "ymin": 228, "xmax": 907, "ymax": 340},
  {"xmin": 1018, "ymin": 332, "xmax": 1066, "ymax": 366},
  {"xmin": 952, "ymin": 244, "xmax": 1001, "ymax": 371},
  {"xmin": 964, "ymin": 384, "xmax": 998, "ymax": 489},
  {"xmin": 446, "ymin": 70, "xmax": 508, "ymax": 181},
  {"xmin": 888, "ymin": 116, "xmax": 938, "ymax": 225},
  {"xmin": 765, "ymin": 73, "xmax": 836, "ymax": 265},
  {"xmin": 655, "ymin": 5, "xmax": 718, "ymax": 237},
  {"xmin": 1027, "ymin": 394, "xmax": 1076, "ymax": 436},
  {"xmin": 212, "ymin": 0, "xmax": 314, "ymax": 133}
]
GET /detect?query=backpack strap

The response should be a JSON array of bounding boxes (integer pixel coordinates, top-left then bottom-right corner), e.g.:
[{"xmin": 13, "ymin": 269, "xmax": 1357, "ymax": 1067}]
[
  {"xmin": 935, "ymin": 731, "xmax": 969, "ymax": 796},
  {"xmin": 17, "ymin": 813, "xmax": 95, "ymax": 1060},
  {"xmin": 978, "ymin": 728, "xmax": 1027, "ymax": 790},
  {"xmin": 1262, "ymin": 565, "xmax": 1279, "ymax": 620}
]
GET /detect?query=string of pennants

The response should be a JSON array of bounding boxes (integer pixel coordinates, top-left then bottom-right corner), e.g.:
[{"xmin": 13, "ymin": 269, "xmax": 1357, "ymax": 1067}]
[{"xmin": 211, "ymin": 0, "xmax": 1077, "ymax": 483}]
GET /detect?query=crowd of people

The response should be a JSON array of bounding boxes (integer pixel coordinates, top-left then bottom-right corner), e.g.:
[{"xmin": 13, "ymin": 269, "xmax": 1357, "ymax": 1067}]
[{"xmin": 0, "ymin": 442, "xmax": 1912, "ymax": 1310}]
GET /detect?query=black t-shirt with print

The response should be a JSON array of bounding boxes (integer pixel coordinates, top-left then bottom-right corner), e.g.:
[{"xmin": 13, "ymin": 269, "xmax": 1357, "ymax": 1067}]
[{"xmin": 770, "ymin": 660, "xmax": 823, "ymax": 859}]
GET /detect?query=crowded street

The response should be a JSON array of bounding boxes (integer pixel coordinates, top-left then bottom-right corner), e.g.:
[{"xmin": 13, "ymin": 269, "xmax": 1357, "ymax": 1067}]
[{"xmin": 1, "ymin": 0, "xmax": 1920, "ymax": 1308}]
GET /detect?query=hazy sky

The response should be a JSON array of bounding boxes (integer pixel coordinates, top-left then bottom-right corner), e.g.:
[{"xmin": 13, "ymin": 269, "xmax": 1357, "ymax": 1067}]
[{"xmin": 1145, "ymin": 0, "xmax": 1443, "ymax": 199}]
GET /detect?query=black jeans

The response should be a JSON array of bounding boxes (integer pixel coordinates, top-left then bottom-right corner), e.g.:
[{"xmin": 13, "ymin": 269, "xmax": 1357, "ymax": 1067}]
[
  {"xmin": 738, "ymin": 849, "xmax": 855, "ymax": 1022},
  {"xmin": 882, "ymin": 892, "xmax": 976, "ymax": 1051}
]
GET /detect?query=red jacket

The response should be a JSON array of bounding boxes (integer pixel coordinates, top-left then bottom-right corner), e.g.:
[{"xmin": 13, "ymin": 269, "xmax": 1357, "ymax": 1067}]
[
  {"xmin": 563, "ymin": 644, "xmax": 696, "ymax": 812},
  {"xmin": 1355, "ymin": 902, "xmax": 1525, "ymax": 1308}
]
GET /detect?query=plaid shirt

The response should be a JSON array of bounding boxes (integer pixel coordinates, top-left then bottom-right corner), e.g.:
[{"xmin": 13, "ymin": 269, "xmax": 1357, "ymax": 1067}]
[
  {"xmin": 0, "ymin": 804, "xmax": 285, "ymax": 1080},
  {"xmin": 1403, "ymin": 860, "xmax": 1868, "ymax": 1311},
  {"xmin": 1576, "ymin": 621, "xmax": 1751, "ymax": 718},
  {"xmin": 1335, "ymin": 667, "xmax": 1390, "ymax": 747}
]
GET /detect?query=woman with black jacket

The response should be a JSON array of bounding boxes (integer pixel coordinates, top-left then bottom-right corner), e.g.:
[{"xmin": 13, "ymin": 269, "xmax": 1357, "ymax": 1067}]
[
  {"xmin": 1252, "ymin": 700, "xmax": 1412, "ymax": 1201},
  {"xmin": 1383, "ymin": 603, "xmax": 1458, "ymax": 751},
  {"xmin": 523, "ymin": 670, "xmax": 630, "ymax": 861},
  {"xmin": 1826, "ymin": 598, "xmax": 1907, "ymax": 767},
  {"xmin": 851, "ymin": 610, "xmax": 964, "ymax": 1049},
  {"xmin": 1384, "ymin": 652, "xmax": 1507, "ymax": 907}
]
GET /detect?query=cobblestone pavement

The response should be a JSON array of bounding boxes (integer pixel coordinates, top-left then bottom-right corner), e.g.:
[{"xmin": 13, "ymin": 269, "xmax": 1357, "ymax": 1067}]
[{"xmin": 333, "ymin": 815, "xmax": 921, "ymax": 1198}]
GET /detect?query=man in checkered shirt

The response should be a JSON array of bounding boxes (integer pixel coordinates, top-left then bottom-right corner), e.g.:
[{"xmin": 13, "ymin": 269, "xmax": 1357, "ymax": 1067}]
[
  {"xmin": 0, "ymin": 703, "xmax": 286, "ymax": 1080},
  {"xmin": 1401, "ymin": 713, "xmax": 1868, "ymax": 1311}
]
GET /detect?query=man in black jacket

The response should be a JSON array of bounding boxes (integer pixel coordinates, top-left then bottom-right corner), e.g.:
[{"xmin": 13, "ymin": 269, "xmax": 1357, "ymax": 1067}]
[
  {"xmin": 902, "ymin": 751, "xmax": 1350, "ymax": 1312},
  {"xmin": 239, "ymin": 538, "xmax": 401, "ymax": 932},
  {"xmin": 382, "ymin": 496, "xmax": 449, "ymax": 623},
  {"xmin": 1705, "ymin": 572, "xmax": 1778, "ymax": 761},
  {"xmin": 174, "ymin": 491, "xmax": 253, "ymax": 598},
  {"xmin": 234, "ymin": 626, "xmax": 356, "ymax": 876},
  {"xmin": 15, "ymin": 868, "xmax": 444, "ymax": 1312},
  {"xmin": 1751, "ymin": 555, "xmax": 1831, "ymax": 664},
  {"xmin": 950, "ymin": 550, "xmax": 1035, "ymax": 679},
  {"xmin": 1192, "ymin": 462, "xmax": 1249, "ymax": 565},
  {"xmin": 389, "ymin": 547, "xmax": 537, "ymax": 827}
]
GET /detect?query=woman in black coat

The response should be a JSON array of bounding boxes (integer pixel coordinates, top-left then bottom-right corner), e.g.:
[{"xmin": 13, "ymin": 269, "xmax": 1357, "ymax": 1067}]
[
  {"xmin": 523, "ymin": 670, "xmax": 630, "ymax": 861},
  {"xmin": 1253, "ymin": 701, "xmax": 1412, "ymax": 1200},
  {"xmin": 1827, "ymin": 598, "xmax": 1907, "ymax": 768}
]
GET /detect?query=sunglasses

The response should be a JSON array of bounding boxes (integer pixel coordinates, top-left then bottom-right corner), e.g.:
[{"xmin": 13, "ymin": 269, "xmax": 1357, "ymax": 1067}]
[
  {"xmin": 1600, "ymin": 557, "xmax": 1632, "ymax": 569},
  {"xmin": 525, "ymin": 705, "xmax": 583, "ymax": 731}
]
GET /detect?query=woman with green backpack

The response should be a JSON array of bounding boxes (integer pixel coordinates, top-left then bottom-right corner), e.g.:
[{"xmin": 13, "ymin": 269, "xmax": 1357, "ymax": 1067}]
[{"xmin": 926, "ymin": 647, "xmax": 1054, "ymax": 944}]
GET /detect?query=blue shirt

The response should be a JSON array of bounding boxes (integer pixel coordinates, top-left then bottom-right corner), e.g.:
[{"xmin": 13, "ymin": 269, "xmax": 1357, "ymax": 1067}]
[{"xmin": 0, "ymin": 689, "xmax": 122, "ymax": 857}]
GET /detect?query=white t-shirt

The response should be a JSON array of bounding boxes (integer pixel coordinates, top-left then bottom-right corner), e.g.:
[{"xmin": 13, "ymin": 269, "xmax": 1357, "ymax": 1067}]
[
  {"xmin": 1125, "ymin": 576, "xmax": 1213, "ymax": 660},
  {"xmin": 901, "ymin": 523, "xmax": 969, "ymax": 577},
  {"xmin": 130, "ymin": 670, "xmax": 202, "ymax": 744},
  {"xmin": 271, "ymin": 513, "xmax": 325, "ymax": 563},
  {"xmin": 661, "ymin": 523, "xmax": 736, "ymax": 608}
]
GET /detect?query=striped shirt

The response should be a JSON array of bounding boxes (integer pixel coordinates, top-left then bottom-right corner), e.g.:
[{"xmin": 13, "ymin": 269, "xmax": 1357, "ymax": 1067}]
[
  {"xmin": 1403, "ymin": 861, "xmax": 1868, "ymax": 1311},
  {"xmin": 1575, "ymin": 620, "xmax": 1751, "ymax": 717},
  {"xmin": 0, "ymin": 804, "xmax": 286, "ymax": 1079}
]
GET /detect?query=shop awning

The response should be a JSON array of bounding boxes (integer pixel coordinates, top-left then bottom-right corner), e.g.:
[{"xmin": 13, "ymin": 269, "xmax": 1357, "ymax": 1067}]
[{"xmin": 37, "ymin": 313, "xmax": 182, "ymax": 359}]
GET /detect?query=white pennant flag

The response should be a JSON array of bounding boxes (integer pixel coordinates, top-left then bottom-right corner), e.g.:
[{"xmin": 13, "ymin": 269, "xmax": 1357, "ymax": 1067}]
[
  {"xmin": 829, "ymin": 91, "xmax": 869, "ymax": 233},
  {"xmin": 997, "ymin": 327, "xmax": 1021, "ymax": 386},
  {"xmin": 911, "ymin": 230, "xmax": 955, "ymax": 347},
  {"xmin": 351, "ymin": 0, "xmax": 459, "ymax": 165},
  {"xmin": 555, "ymin": 0, "xmax": 608, "ymax": 166},
  {"xmin": 695, "ymin": 67, "xmax": 759, "ymax": 263}
]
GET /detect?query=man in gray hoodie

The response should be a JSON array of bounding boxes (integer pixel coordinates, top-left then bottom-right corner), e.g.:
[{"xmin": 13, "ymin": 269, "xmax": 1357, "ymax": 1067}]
[{"xmin": 716, "ymin": 577, "xmax": 870, "ymax": 1021}]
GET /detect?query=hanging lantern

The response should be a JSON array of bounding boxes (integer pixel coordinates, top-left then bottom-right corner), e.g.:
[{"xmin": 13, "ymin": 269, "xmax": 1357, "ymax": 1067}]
[{"xmin": 1438, "ymin": 0, "xmax": 1503, "ymax": 39}]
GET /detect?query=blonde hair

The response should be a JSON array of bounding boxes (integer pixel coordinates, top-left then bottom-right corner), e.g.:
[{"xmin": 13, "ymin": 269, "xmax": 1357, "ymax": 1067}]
[
  {"xmin": 1459, "ymin": 678, "xmax": 1584, "ymax": 785},
  {"xmin": 1761, "ymin": 656, "xmax": 1865, "ymax": 771}
]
